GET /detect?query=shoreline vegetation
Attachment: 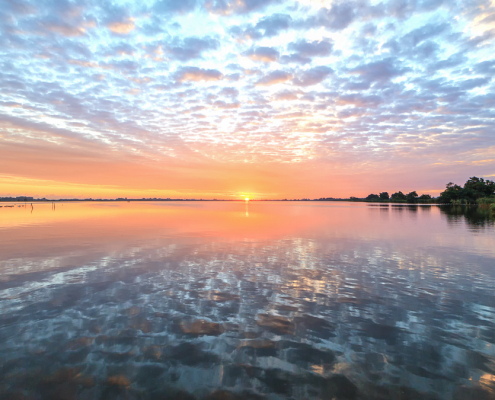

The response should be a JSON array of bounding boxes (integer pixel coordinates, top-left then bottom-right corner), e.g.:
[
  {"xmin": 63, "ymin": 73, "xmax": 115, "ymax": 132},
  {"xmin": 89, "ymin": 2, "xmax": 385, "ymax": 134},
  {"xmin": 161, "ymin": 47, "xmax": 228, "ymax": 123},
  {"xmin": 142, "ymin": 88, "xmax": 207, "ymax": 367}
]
[{"xmin": 1, "ymin": 177, "xmax": 494, "ymax": 207}]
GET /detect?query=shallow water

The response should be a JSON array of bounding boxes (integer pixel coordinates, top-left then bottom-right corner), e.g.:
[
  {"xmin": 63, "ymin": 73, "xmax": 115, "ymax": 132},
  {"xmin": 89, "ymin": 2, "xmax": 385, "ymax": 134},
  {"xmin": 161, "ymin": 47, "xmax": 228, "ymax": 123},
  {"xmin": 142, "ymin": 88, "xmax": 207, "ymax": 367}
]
[{"xmin": 0, "ymin": 201, "xmax": 494, "ymax": 400}]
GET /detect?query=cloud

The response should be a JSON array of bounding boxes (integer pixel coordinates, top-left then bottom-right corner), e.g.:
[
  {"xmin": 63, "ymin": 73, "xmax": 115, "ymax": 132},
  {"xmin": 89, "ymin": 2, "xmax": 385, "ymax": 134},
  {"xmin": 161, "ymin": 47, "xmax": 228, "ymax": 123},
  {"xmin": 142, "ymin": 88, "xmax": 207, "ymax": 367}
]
[
  {"xmin": 401, "ymin": 23, "xmax": 449, "ymax": 46},
  {"xmin": 213, "ymin": 100, "xmax": 241, "ymax": 109},
  {"xmin": 474, "ymin": 60, "xmax": 495, "ymax": 75},
  {"xmin": 292, "ymin": 66, "xmax": 333, "ymax": 86},
  {"xmin": 166, "ymin": 36, "xmax": 219, "ymax": 61},
  {"xmin": 386, "ymin": 0, "xmax": 444, "ymax": 18},
  {"xmin": 153, "ymin": 0, "xmax": 197, "ymax": 14},
  {"xmin": 458, "ymin": 77, "xmax": 491, "ymax": 90},
  {"xmin": 2, "ymin": 0, "xmax": 36, "ymax": 15},
  {"xmin": 110, "ymin": 43, "xmax": 137, "ymax": 57},
  {"xmin": 337, "ymin": 94, "xmax": 383, "ymax": 107},
  {"xmin": 288, "ymin": 39, "xmax": 333, "ymax": 58},
  {"xmin": 256, "ymin": 70, "xmax": 293, "ymax": 86},
  {"xmin": 218, "ymin": 87, "xmax": 239, "ymax": 97},
  {"xmin": 271, "ymin": 90, "xmax": 300, "ymax": 101},
  {"xmin": 230, "ymin": 13, "xmax": 292, "ymax": 42},
  {"xmin": 428, "ymin": 52, "xmax": 465, "ymax": 71},
  {"xmin": 350, "ymin": 58, "xmax": 410, "ymax": 82},
  {"xmin": 175, "ymin": 67, "xmax": 224, "ymax": 82},
  {"xmin": 42, "ymin": 23, "xmax": 87, "ymax": 37},
  {"xmin": 107, "ymin": 19, "xmax": 135, "ymax": 35},
  {"xmin": 254, "ymin": 13, "xmax": 292, "ymax": 36},
  {"xmin": 244, "ymin": 46, "xmax": 280, "ymax": 63},
  {"xmin": 343, "ymin": 80, "xmax": 371, "ymax": 91},
  {"xmin": 204, "ymin": 0, "xmax": 281, "ymax": 15},
  {"xmin": 279, "ymin": 53, "xmax": 311, "ymax": 64},
  {"xmin": 304, "ymin": 1, "xmax": 356, "ymax": 30}
]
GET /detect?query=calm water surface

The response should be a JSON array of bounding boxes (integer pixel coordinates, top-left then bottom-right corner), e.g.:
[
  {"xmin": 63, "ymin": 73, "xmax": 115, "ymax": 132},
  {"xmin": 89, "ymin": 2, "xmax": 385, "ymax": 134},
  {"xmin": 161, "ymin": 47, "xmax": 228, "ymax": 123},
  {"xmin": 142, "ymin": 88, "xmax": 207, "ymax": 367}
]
[{"xmin": 0, "ymin": 202, "xmax": 494, "ymax": 400}]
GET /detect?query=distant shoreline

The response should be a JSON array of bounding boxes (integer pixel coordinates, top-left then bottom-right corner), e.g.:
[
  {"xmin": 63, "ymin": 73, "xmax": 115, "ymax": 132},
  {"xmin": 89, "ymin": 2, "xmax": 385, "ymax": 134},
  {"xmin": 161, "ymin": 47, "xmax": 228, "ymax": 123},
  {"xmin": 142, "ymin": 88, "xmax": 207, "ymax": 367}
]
[{"xmin": 0, "ymin": 198, "xmax": 442, "ymax": 204}]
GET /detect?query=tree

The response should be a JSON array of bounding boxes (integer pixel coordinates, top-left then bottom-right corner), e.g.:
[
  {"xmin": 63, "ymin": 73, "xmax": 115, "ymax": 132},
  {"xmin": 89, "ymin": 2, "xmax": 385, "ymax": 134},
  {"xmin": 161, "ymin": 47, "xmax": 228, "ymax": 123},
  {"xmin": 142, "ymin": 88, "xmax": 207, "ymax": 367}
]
[
  {"xmin": 463, "ymin": 177, "xmax": 495, "ymax": 201},
  {"xmin": 366, "ymin": 194, "xmax": 380, "ymax": 201},
  {"xmin": 418, "ymin": 194, "xmax": 432, "ymax": 201},
  {"xmin": 439, "ymin": 177, "xmax": 495, "ymax": 203},
  {"xmin": 391, "ymin": 191, "xmax": 407, "ymax": 201},
  {"xmin": 379, "ymin": 192, "xmax": 390, "ymax": 200},
  {"xmin": 439, "ymin": 182, "xmax": 463, "ymax": 203},
  {"xmin": 406, "ymin": 191, "xmax": 419, "ymax": 203}
]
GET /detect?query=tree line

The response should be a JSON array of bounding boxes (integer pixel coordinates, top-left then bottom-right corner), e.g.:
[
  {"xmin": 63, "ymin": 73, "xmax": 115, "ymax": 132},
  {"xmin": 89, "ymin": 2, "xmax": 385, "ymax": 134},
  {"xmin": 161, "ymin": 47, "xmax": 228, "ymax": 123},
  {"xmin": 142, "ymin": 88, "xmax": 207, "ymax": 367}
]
[
  {"xmin": 353, "ymin": 191, "xmax": 432, "ymax": 203},
  {"xmin": 354, "ymin": 177, "xmax": 495, "ymax": 204}
]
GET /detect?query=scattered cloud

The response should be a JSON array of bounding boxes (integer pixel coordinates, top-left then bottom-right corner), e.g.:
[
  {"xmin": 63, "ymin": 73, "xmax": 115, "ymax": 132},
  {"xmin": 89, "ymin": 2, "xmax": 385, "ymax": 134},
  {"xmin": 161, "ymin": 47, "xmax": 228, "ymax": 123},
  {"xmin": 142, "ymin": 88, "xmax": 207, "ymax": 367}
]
[
  {"xmin": 350, "ymin": 58, "xmax": 410, "ymax": 83},
  {"xmin": 176, "ymin": 67, "xmax": 224, "ymax": 82},
  {"xmin": 288, "ymin": 39, "xmax": 333, "ymax": 58},
  {"xmin": 204, "ymin": 0, "xmax": 281, "ymax": 15},
  {"xmin": 166, "ymin": 36, "xmax": 219, "ymax": 61},
  {"xmin": 256, "ymin": 70, "xmax": 293, "ymax": 86},
  {"xmin": 153, "ymin": 0, "xmax": 198, "ymax": 14},
  {"xmin": 245, "ymin": 46, "xmax": 280, "ymax": 63},
  {"xmin": 293, "ymin": 66, "xmax": 333, "ymax": 86},
  {"xmin": 107, "ymin": 19, "xmax": 136, "ymax": 35}
]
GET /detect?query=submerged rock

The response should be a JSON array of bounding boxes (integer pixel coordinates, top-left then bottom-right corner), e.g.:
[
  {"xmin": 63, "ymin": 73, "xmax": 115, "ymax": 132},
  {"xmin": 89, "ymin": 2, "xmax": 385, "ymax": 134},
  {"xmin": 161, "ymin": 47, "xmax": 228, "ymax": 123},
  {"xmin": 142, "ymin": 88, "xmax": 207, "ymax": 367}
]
[
  {"xmin": 148, "ymin": 388, "xmax": 197, "ymax": 400},
  {"xmin": 321, "ymin": 375, "xmax": 358, "ymax": 400},
  {"xmin": 285, "ymin": 344, "xmax": 336, "ymax": 366},
  {"xmin": 359, "ymin": 321, "xmax": 406, "ymax": 345},
  {"xmin": 143, "ymin": 345, "xmax": 163, "ymax": 360},
  {"xmin": 294, "ymin": 314, "xmax": 336, "ymax": 337},
  {"xmin": 106, "ymin": 375, "xmax": 131, "ymax": 388},
  {"xmin": 179, "ymin": 319, "xmax": 224, "ymax": 336},
  {"xmin": 211, "ymin": 292, "xmax": 240, "ymax": 302},
  {"xmin": 256, "ymin": 314, "xmax": 294, "ymax": 335},
  {"xmin": 42, "ymin": 367, "xmax": 81, "ymax": 385},
  {"xmin": 205, "ymin": 389, "xmax": 264, "ymax": 400},
  {"xmin": 453, "ymin": 385, "xmax": 495, "ymax": 400},
  {"xmin": 129, "ymin": 316, "xmax": 152, "ymax": 333},
  {"xmin": 167, "ymin": 342, "xmax": 220, "ymax": 366},
  {"xmin": 66, "ymin": 337, "xmax": 95, "ymax": 350}
]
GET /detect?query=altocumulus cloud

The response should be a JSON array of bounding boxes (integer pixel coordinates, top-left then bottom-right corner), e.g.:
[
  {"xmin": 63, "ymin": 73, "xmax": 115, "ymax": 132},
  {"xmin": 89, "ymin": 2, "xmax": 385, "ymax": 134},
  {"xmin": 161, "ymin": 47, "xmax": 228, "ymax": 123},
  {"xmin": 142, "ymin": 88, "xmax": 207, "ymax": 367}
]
[
  {"xmin": 256, "ymin": 70, "xmax": 293, "ymax": 86},
  {"xmin": 175, "ymin": 67, "xmax": 224, "ymax": 82},
  {"xmin": 0, "ymin": 0, "xmax": 494, "ymax": 189},
  {"xmin": 245, "ymin": 46, "xmax": 280, "ymax": 63}
]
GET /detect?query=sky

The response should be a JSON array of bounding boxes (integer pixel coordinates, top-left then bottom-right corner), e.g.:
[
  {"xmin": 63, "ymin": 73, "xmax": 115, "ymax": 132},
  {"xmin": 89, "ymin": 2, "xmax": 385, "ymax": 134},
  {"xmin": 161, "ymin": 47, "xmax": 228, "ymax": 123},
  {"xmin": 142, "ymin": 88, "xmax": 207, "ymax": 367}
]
[{"xmin": 0, "ymin": 0, "xmax": 494, "ymax": 199}]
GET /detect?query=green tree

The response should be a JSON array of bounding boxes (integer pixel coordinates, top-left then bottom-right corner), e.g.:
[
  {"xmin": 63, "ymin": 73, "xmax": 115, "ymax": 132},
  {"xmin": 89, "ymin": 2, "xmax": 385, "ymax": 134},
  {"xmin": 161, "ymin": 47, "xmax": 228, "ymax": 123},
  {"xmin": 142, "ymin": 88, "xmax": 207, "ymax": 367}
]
[
  {"xmin": 366, "ymin": 194, "xmax": 380, "ymax": 201},
  {"xmin": 379, "ymin": 192, "xmax": 389, "ymax": 200},
  {"xmin": 391, "ymin": 191, "xmax": 407, "ymax": 201},
  {"xmin": 406, "ymin": 191, "xmax": 419, "ymax": 203},
  {"xmin": 439, "ymin": 177, "xmax": 495, "ymax": 203},
  {"xmin": 463, "ymin": 177, "xmax": 495, "ymax": 202},
  {"xmin": 439, "ymin": 182, "xmax": 463, "ymax": 203}
]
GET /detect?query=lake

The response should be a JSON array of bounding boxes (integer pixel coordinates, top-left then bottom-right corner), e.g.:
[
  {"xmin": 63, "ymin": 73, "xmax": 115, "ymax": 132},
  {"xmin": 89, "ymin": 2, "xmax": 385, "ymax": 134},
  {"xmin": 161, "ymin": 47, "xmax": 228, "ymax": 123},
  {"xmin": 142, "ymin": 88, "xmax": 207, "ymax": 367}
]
[{"xmin": 0, "ymin": 201, "xmax": 494, "ymax": 400}]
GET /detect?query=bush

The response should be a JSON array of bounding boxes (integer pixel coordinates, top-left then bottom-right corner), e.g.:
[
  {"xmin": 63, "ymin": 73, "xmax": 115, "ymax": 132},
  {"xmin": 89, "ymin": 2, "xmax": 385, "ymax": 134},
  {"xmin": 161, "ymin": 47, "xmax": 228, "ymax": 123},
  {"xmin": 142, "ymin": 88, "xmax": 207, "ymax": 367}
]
[{"xmin": 477, "ymin": 197, "xmax": 495, "ymax": 205}]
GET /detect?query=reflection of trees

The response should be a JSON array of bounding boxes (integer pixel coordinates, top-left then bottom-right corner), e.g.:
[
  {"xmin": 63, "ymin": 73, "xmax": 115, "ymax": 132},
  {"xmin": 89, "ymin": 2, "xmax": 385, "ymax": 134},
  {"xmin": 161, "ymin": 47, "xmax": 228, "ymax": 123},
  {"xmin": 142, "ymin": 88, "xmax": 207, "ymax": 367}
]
[
  {"xmin": 390, "ymin": 205, "xmax": 419, "ymax": 213},
  {"xmin": 439, "ymin": 205, "xmax": 495, "ymax": 229}
]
